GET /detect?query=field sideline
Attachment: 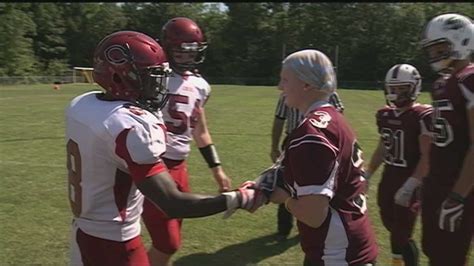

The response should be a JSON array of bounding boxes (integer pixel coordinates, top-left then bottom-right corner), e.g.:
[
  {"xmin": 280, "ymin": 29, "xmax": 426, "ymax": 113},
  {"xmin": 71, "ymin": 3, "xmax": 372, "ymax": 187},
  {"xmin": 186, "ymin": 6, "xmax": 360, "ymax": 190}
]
[{"xmin": 0, "ymin": 84, "xmax": 471, "ymax": 265}]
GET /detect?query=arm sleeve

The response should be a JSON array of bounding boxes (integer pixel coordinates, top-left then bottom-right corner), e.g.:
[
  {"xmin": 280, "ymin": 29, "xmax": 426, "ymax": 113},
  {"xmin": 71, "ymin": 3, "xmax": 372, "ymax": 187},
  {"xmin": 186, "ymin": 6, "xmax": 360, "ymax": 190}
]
[
  {"xmin": 459, "ymin": 73, "xmax": 474, "ymax": 110},
  {"xmin": 287, "ymin": 134, "xmax": 339, "ymax": 199},
  {"xmin": 115, "ymin": 122, "xmax": 167, "ymax": 183},
  {"xmin": 419, "ymin": 106, "xmax": 434, "ymax": 136}
]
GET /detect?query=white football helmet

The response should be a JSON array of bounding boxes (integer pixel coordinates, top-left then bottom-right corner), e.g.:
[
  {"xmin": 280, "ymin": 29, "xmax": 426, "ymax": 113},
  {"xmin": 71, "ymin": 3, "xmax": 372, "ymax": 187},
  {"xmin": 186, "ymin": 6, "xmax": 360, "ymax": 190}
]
[
  {"xmin": 384, "ymin": 64, "xmax": 421, "ymax": 108},
  {"xmin": 420, "ymin": 13, "xmax": 473, "ymax": 73}
]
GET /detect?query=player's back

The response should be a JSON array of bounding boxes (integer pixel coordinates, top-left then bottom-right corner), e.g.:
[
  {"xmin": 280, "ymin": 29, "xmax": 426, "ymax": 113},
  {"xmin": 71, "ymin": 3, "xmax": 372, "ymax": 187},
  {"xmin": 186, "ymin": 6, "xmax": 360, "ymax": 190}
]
[
  {"xmin": 376, "ymin": 104, "xmax": 433, "ymax": 180},
  {"xmin": 284, "ymin": 104, "xmax": 377, "ymax": 264},
  {"xmin": 65, "ymin": 91, "xmax": 164, "ymax": 242},
  {"xmin": 161, "ymin": 72, "xmax": 210, "ymax": 160},
  {"xmin": 429, "ymin": 64, "xmax": 474, "ymax": 187}
]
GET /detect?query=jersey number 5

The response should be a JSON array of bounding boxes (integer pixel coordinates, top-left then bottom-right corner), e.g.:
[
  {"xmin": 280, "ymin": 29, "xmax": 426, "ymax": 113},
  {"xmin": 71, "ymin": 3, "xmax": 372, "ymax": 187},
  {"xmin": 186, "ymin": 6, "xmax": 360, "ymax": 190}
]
[
  {"xmin": 67, "ymin": 139, "xmax": 82, "ymax": 217},
  {"xmin": 432, "ymin": 100, "xmax": 454, "ymax": 147},
  {"xmin": 166, "ymin": 94, "xmax": 201, "ymax": 135}
]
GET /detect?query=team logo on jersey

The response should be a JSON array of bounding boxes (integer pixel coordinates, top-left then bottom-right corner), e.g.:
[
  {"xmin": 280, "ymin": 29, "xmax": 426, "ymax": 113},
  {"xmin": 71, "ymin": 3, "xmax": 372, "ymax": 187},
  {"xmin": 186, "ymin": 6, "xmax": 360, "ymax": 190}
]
[
  {"xmin": 309, "ymin": 111, "xmax": 332, "ymax": 128},
  {"xmin": 105, "ymin": 45, "xmax": 128, "ymax": 65}
]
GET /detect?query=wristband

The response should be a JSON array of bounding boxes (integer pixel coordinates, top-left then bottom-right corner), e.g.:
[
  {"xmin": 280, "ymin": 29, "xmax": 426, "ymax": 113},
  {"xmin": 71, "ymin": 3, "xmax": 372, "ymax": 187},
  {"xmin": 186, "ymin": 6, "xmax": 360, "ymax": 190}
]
[
  {"xmin": 447, "ymin": 191, "xmax": 466, "ymax": 204},
  {"xmin": 199, "ymin": 144, "xmax": 221, "ymax": 168},
  {"xmin": 284, "ymin": 197, "xmax": 292, "ymax": 212}
]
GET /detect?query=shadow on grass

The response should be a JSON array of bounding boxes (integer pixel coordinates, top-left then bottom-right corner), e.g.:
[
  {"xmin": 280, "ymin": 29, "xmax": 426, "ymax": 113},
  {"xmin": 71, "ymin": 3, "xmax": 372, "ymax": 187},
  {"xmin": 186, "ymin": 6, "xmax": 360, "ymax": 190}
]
[{"xmin": 175, "ymin": 233, "xmax": 300, "ymax": 266}]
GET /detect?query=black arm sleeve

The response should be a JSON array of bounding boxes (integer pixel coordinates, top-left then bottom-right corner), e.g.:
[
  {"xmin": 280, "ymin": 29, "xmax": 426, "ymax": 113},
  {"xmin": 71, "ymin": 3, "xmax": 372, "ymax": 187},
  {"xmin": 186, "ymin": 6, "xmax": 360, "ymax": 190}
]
[{"xmin": 136, "ymin": 171, "xmax": 228, "ymax": 218}]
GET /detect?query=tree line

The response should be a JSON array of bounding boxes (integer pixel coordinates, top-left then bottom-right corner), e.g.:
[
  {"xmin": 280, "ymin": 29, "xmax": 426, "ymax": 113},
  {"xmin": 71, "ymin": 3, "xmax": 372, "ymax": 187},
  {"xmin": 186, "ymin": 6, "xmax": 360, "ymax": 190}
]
[{"xmin": 0, "ymin": 3, "xmax": 472, "ymax": 86}]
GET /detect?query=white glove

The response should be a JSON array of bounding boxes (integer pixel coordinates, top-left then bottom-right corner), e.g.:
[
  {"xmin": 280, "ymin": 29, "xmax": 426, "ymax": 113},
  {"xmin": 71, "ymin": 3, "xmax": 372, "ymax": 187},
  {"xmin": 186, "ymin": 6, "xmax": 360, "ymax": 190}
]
[
  {"xmin": 394, "ymin": 177, "xmax": 421, "ymax": 207},
  {"xmin": 439, "ymin": 194, "xmax": 465, "ymax": 232},
  {"xmin": 221, "ymin": 185, "xmax": 266, "ymax": 219}
]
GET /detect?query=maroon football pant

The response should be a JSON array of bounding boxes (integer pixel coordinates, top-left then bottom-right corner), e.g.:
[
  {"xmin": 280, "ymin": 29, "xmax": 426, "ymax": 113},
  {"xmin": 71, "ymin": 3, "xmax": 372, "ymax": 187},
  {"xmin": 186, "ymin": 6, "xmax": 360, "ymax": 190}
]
[
  {"xmin": 377, "ymin": 176, "xmax": 418, "ymax": 251},
  {"xmin": 142, "ymin": 158, "xmax": 190, "ymax": 254},
  {"xmin": 421, "ymin": 182, "xmax": 473, "ymax": 266},
  {"xmin": 76, "ymin": 228, "xmax": 149, "ymax": 266}
]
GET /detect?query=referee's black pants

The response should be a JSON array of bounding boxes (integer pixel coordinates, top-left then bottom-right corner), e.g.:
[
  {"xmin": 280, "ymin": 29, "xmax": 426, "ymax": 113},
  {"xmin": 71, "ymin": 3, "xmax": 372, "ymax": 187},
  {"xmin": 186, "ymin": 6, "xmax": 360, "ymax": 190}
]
[{"xmin": 277, "ymin": 135, "xmax": 293, "ymax": 236}]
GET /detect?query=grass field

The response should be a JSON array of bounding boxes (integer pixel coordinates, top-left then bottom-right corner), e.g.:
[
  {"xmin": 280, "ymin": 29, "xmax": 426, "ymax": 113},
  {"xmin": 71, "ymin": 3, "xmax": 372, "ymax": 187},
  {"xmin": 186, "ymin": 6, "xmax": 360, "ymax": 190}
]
[{"xmin": 0, "ymin": 84, "xmax": 472, "ymax": 265}]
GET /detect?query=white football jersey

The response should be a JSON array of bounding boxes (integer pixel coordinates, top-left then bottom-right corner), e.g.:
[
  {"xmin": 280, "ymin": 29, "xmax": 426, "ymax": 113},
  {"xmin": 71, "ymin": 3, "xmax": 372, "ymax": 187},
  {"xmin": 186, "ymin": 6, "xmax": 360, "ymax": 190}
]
[
  {"xmin": 161, "ymin": 72, "xmax": 211, "ymax": 160},
  {"xmin": 65, "ymin": 91, "xmax": 166, "ymax": 242}
]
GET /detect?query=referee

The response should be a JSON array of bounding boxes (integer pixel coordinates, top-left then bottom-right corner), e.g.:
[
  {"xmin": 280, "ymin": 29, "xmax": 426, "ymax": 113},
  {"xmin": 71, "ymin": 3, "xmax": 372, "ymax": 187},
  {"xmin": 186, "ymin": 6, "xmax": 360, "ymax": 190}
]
[{"xmin": 270, "ymin": 91, "xmax": 344, "ymax": 239}]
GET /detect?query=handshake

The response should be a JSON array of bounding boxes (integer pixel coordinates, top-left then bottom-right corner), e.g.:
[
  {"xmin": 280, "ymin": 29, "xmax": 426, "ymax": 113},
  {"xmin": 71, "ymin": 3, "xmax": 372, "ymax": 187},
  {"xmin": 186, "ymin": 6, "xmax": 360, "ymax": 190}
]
[{"xmin": 221, "ymin": 164, "xmax": 287, "ymax": 219}]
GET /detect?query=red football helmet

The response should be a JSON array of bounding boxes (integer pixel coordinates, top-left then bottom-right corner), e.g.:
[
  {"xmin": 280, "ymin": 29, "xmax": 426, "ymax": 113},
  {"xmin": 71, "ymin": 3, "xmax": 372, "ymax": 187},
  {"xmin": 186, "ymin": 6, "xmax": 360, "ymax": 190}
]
[
  {"xmin": 93, "ymin": 31, "xmax": 172, "ymax": 110},
  {"xmin": 161, "ymin": 17, "xmax": 208, "ymax": 72}
]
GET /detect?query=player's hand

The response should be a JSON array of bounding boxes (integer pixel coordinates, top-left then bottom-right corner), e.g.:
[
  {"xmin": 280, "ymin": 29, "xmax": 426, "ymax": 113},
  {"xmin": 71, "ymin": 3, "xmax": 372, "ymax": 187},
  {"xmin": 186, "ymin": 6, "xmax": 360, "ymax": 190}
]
[
  {"xmin": 214, "ymin": 171, "xmax": 232, "ymax": 192},
  {"xmin": 270, "ymin": 148, "xmax": 280, "ymax": 163},
  {"xmin": 212, "ymin": 167, "xmax": 232, "ymax": 192},
  {"xmin": 394, "ymin": 177, "xmax": 421, "ymax": 207},
  {"xmin": 438, "ymin": 195, "xmax": 465, "ymax": 232},
  {"xmin": 221, "ymin": 186, "xmax": 267, "ymax": 219}
]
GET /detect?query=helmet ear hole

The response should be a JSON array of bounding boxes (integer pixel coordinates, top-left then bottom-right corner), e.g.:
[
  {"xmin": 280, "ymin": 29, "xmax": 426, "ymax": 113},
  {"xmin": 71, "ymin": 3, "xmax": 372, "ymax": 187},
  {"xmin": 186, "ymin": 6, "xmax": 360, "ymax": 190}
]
[
  {"xmin": 113, "ymin": 73, "xmax": 122, "ymax": 84},
  {"xmin": 461, "ymin": 38, "xmax": 469, "ymax": 46}
]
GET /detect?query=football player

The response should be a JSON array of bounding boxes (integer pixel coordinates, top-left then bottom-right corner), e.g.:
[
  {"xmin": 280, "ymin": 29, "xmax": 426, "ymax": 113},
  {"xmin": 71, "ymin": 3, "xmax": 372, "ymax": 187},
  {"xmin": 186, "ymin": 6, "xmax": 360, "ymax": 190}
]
[
  {"xmin": 419, "ymin": 13, "xmax": 474, "ymax": 266},
  {"xmin": 141, "ymin": 17, "xmax": 232, "ymax": 266},
  {"xmin": 365, "ymin": 64, "xmax": 432, "ymax": 266},
  {"xmin": 66, "ymin": 31, "xmax": 263, "ymax": 266},
  {"xmin": 266, "ymin": 49, "xmax": 378, "ymax": 265}
]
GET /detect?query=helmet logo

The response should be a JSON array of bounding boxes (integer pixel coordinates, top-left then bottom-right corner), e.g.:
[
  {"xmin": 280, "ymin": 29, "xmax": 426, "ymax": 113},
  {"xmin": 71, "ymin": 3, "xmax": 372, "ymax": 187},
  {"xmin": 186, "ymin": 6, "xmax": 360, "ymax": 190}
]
[
  {"xmin": 443, "ymin": 17, "xmax": 465, "ymax": 31},
  {"xmin": 105, "ymin": 45, "xmax": 129, "ymax": 65}
]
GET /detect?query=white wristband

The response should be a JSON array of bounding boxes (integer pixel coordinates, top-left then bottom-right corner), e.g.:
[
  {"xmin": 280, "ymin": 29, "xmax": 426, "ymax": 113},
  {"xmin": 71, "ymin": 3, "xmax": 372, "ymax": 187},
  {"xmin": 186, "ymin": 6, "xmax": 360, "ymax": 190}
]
[
  {"xmin": 222, "ymin": 191, "xmax": 240, "ymax": 210},
  {"xmin": 404, "ymin": 177, "xmax": 421, "ymax": 191}
]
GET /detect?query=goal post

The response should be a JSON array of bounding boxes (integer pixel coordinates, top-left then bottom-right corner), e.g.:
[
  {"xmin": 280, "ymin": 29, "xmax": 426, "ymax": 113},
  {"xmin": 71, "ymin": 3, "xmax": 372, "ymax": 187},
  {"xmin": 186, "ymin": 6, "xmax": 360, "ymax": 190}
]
[{"xmin": 73, "ymin": 67, "xmax": 94, "ymax": 84}]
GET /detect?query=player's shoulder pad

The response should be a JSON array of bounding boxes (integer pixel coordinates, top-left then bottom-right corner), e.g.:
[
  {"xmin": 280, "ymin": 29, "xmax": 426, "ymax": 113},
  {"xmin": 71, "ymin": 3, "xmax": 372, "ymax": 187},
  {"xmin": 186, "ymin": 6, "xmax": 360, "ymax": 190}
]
[
  {"xmin": 376, "ymin": 106, "xmax": 391, "ymax": 118},
  {"xmin": 457, "ymin": 65, "xmax": 474, "ymax": 92}
]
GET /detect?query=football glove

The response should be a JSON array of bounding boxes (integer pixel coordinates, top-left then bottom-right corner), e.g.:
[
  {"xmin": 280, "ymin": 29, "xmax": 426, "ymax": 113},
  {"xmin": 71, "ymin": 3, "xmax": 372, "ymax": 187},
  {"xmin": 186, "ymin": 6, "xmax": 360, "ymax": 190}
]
[
  {"xmin": 438, "ymin": 193, "xmax": 465, "ymax": 232},
  {"xmin": 394, "ymin": 177, "xmax": 421, "ymax": 207},
  {"xmin": 221, "ymin": 186, "xmax": 267, "ymax": 219}
]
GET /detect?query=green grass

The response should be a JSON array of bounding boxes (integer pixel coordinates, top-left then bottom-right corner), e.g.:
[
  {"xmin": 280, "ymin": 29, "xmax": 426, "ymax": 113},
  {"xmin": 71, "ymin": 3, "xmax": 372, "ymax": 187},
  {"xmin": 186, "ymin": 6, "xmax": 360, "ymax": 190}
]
[{"xmin": 0, "ymin": 84, "xmax": 472, "ymax": 265}]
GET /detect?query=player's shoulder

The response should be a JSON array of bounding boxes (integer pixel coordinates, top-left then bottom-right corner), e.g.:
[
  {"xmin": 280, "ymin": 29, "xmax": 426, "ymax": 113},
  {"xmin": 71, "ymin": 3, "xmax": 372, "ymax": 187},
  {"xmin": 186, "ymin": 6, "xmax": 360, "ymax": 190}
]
[
  {"xmin": 107, "ymin": 104, "xmax": 163, "ymax": 133},
  {"xmin": 456, "ymin": 63, "xmax": 474, "ymax": 89},
  {"xmin": 376, "ymin": 105, "xmax": 392, "ymax": 118},
  {"xmin": 411, "ymin": 103, "xmax": 433, "ymax": 114},
  {"xmin": 68, "ymin": 91, "xmax": 101, "ymax": 108}
]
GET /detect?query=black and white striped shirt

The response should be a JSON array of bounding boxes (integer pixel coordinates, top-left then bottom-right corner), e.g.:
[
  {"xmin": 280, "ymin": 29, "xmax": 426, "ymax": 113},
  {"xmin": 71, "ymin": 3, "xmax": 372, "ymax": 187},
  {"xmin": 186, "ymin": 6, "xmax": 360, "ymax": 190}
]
[{"xmin": 274, "ymin": 92, "xmax": 345, "ymax": 134}]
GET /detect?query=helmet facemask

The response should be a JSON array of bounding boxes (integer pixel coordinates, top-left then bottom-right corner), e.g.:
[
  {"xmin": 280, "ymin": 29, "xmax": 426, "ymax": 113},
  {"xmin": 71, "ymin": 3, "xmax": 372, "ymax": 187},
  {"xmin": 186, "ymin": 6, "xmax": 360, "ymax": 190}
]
[
  {"xmin": 169, "ymin": 41, "xmax": 208, "ymax": 73},
  {"xmin": 123, "ymin": 43, "xmax": 172, "ymax": 111},
  {"xmin": 422, "ymin": 39, "xmax": 455, "ymax": 73},
  {"xmin": 136, "ymin": 64, "xmax": 172, "ymax": 111},
  {"xmin": 385, "ymin": 83, "xmax": 417, "ymax": 108}
]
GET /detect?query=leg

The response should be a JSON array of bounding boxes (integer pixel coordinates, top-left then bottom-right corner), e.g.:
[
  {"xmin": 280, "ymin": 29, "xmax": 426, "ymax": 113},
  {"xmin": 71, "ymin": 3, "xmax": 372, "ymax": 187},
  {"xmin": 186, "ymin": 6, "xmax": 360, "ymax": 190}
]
[
  {"xmin": 421, "ymin": 185, "xmax": 473, "ymax": 266},
  {"xmin": 277, "ymin": 203, "xmax": 293, "ymax": 237},
  {"xmin": 377, "ymin": 176, "xmax": 403, "ymax": 266},
  {"xmin": 392, "ymin": 203, "xmax": 419, "ymax": 266},
  {"xmin": 142, "ymin": 199, "xmax": 183, "ymax": 266},
  {"xmin": 142, "ymin": 159, "xmax": 189, "ymax": 266}
]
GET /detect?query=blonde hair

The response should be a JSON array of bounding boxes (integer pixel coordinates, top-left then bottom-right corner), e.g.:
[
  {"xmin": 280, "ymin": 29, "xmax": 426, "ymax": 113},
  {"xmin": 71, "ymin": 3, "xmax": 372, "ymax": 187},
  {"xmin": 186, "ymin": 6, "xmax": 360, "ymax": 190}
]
[{"xmin": 282, "ymin": 49, "xmax": 337, "ymax": 94}]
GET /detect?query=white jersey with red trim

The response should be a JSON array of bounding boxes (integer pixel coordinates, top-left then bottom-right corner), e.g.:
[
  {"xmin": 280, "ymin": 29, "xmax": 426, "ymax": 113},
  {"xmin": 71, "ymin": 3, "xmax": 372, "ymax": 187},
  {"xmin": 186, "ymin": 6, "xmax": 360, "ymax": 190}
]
[
  {"xmin": 161, "ymin": 72, "xmax": 211, "ymax": 160},
  {"xmin": 65, "ymin": 91, "xmax": 167, "ymax": 242}
]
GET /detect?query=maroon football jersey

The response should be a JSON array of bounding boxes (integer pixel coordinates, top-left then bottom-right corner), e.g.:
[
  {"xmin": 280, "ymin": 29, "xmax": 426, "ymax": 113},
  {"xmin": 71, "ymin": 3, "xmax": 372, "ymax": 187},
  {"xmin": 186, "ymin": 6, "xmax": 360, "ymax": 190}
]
[
  {"xmin": 376, "ymin": 104, "xmax": 433, "ymax": 182},
  {"xmin": 282, "ymin": 102, "xmax": 378, "ymax": 265},
  {"xmin": 428, "ymin": 64, "xmax": 474, "ymax": 187}
]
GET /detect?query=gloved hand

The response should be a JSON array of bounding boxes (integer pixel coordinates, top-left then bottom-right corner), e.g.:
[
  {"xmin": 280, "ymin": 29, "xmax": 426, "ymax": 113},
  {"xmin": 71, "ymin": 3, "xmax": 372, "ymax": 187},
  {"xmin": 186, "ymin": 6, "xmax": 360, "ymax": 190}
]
[
  {"xmin": 221, "ymin": 184, "xmax": 267, "ymax": 219},
  {"xmin": 438, "ymin": 192, "xmax": 465, "ymax": 232},
  {"xmin": 394, "ymin": 177, "xmax": 421, "ymax": 207}
]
